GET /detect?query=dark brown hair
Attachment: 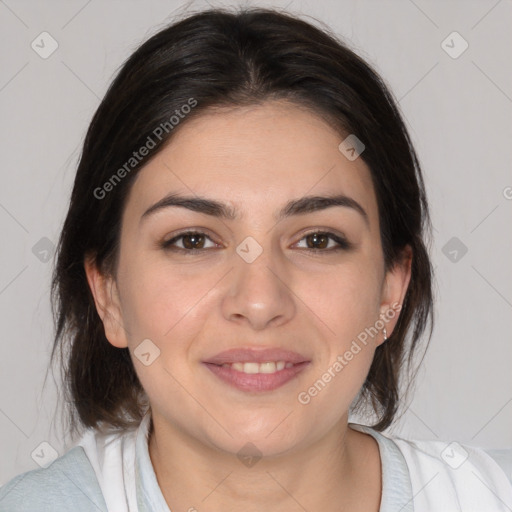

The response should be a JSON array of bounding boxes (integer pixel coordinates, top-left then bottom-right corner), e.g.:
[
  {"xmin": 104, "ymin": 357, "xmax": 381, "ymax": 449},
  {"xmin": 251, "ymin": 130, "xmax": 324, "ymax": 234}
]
[{"xmin": 51, "ymin": 6, "xmax": 434, "ymax": 435}]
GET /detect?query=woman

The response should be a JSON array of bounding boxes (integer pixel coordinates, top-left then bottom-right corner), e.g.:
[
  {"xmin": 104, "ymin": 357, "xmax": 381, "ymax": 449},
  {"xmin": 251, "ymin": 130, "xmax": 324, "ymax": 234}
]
[{"xmin": 1, "ymin": 7, "xmax": 510, "ymax": 512}]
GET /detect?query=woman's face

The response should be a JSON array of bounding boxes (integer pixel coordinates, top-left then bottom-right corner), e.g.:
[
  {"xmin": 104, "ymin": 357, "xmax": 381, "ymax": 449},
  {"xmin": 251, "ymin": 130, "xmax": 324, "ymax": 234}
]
[{"xmin": 87, "ymin": 100, "xmax": 410, "ymax": 457}]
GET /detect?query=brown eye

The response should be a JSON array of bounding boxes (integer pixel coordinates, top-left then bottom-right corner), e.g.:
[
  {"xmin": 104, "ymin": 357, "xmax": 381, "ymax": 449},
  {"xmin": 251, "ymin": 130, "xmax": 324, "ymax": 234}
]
[
  {"xmin": 295, "ymin": 231, "xmax": 352, "ymax": 252},
  {"xmin": 305, "ymin": 232, "xmax": 329, "ymax": 249},
  {"xmin": 180, "ymin": 233, "xmax": 206, "ymax": 249},
  {"xmin": 162, "ymin": 231, "xmax": 217, "ymax": 252}
]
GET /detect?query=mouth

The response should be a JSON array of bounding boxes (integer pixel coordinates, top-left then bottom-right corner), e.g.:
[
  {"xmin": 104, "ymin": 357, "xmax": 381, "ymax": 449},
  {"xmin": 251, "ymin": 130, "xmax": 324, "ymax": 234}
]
[
  {"xmin": 202, "ymin": 348, "xmax": 311, "ymax": 392},
  {"xmin": 218, "ymin": 360, "xmax": 295, "ymax": 374}
]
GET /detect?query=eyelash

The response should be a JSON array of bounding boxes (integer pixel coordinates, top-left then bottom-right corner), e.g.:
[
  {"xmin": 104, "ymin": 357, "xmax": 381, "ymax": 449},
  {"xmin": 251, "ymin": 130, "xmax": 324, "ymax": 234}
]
[{"xmin": 161, "ymin": 229, "xmax": 352, "ymax": 255}]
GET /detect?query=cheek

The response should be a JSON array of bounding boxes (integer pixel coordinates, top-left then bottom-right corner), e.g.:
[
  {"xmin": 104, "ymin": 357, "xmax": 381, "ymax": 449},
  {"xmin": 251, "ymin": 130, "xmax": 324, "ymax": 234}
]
[
  {"xmin": 117, "ymin": 256, "xmax": 206, "ymax": 343},
  {"xmin": 116, "ymin": 259, "xmax": 211, "ymax": 397},
  {"xmin": 314, "ymin": 260, "xmax": 382, "ymax": 338},
  {"xmin": 295, "ymin": 266, "xmax": 380, "ymax": 425}
]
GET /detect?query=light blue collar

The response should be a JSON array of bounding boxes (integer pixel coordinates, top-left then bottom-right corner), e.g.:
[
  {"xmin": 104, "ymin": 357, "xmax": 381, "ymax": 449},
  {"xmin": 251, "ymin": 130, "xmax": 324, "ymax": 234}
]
[{"xmin": 349, "ymin": 422, "xmax": 414, "ymax": 512}]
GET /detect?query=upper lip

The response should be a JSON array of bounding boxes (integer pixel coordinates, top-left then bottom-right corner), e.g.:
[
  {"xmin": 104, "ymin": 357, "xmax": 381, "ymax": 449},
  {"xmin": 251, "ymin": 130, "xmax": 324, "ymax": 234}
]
[{"xmin": 204, "ymin": 348, "xmax": 310, "ymax": 365}]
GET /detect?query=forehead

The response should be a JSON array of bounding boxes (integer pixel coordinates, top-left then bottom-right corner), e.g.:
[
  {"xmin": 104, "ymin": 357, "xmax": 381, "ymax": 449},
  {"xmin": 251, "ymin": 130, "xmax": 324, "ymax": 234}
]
[{"xmin": 125, "ymin": 100, "xmax": 378, "ymax": 227}]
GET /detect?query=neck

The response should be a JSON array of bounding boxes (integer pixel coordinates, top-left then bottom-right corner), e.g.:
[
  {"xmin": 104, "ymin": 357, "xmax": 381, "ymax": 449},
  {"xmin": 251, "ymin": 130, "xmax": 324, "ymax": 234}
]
[{"xmin": 148, "ymin": 414, "xmax": 382, "ymax": 512}]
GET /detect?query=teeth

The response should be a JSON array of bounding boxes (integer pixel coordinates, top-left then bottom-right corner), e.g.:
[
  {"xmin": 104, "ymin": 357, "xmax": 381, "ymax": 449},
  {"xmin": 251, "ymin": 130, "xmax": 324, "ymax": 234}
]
[
  {"xmin": 259, "ymin": 362, "xmax": 276, "ymax": 373},
  {"xmin": 221, "ymin": 361, "xmax": 294, "ymax": 374},
  {"xmin": 242, "ymin": 362, "xmax": 259, "ymax": 374}
]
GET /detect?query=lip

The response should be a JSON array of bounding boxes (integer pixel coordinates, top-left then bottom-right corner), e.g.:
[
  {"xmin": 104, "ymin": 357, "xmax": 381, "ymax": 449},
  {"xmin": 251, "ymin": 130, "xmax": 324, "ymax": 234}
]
[
  {"xmin": 202, "ymin": 348, "xmax": 311, "ymax": 392},
  {"xmin": 204, "ymin": 348, "xmax": 310, "ymax": 365}
]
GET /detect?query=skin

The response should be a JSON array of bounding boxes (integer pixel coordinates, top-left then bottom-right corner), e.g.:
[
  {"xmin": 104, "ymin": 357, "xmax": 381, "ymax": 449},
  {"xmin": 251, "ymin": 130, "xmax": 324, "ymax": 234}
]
[{"xmin": 85, "ymin": 100, "xmax": 412, "ymax": 512}]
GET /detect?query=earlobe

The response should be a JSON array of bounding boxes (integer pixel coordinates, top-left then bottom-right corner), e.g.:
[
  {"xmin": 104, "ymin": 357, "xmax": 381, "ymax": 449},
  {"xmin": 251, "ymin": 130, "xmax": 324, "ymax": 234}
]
[
  {"xmin": 84, "ymin": 255, "xmax": 128, "ymax": 349},
  {"xmin": 379, "ymin": 245, "xmax": 413, "ymax": 342}
]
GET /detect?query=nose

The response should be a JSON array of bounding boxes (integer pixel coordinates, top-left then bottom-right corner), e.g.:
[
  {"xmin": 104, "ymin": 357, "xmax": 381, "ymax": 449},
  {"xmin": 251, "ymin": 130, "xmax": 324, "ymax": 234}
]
[{"xmin": 221, "ymin": 244, "xmax": 296, "ymax": 331}]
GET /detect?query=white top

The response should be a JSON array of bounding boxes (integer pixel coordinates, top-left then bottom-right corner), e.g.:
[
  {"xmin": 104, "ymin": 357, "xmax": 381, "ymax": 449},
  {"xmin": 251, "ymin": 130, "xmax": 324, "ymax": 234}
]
[
  {"xmin": 1, "ymin": 412, "xmax": 511, "ymax": 511},
  {"xmin": 76, "ymin": 412, "xmax": 512, "ymax": 511}
]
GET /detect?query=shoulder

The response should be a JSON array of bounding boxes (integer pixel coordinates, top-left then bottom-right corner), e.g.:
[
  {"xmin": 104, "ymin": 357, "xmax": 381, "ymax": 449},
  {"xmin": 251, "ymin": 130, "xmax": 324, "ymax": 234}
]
[
  {"xmin": 391, "ymin": 436, "xmax": 512, "ymax": 511},
  {"xmin": 482, "ymin": 447, "xmax": 512, "ymax": 484},
  {"xmin": 0, "ymin": 446, "xmax": 107, "ymax": 512}
]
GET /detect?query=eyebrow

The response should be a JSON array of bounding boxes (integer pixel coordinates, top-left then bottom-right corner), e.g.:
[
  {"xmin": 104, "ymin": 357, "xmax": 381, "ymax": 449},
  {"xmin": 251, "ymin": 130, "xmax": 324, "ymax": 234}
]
[{"xmin": 140, "ymin": 192, "xmax": 369, "ymax": 227}]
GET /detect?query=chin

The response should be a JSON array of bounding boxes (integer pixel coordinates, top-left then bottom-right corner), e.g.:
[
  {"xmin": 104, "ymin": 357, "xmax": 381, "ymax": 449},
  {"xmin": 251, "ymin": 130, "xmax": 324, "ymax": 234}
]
[
  {"xmin": 202, "ymin": 413, "xmax": 306, "ymax": 458},
  {"xmin": 211, "ymin": 434, "xmax": 300, "ymax": 462}
]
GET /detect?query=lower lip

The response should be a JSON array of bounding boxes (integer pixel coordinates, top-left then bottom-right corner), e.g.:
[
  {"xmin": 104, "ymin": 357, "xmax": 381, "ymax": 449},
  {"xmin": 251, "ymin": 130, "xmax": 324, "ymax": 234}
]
[{"xmin": 202, "ymin": 362, "xmax": 310, "ymax": 392}]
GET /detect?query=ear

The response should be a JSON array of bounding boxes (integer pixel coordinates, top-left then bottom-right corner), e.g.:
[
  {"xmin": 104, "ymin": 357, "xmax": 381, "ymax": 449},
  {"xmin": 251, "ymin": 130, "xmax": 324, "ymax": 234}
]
[
  {"xmin": 84, "ymin": 255, "xmax": 128, "ymax": 349},
  {"xmin": 377, "ymin": 245, "xmax": 412, "ymax": 345}
]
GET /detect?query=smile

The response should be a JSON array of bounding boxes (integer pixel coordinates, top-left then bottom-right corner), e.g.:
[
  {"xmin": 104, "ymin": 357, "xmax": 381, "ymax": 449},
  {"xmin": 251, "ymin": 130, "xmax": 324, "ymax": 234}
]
[
  {"xmin": 203, "ymin": 360, "xmax": 310, "ymax": 392},
  {"xmin": 221, "ymin": 361, "xmax": 293, "ymax": 374}
]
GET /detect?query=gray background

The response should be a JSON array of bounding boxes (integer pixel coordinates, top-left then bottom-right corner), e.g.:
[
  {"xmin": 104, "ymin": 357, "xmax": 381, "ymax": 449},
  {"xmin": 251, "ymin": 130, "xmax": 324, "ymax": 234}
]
[{"xmin": 1, "ymin": 0, "xmax": 511, "ymax": 484}]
